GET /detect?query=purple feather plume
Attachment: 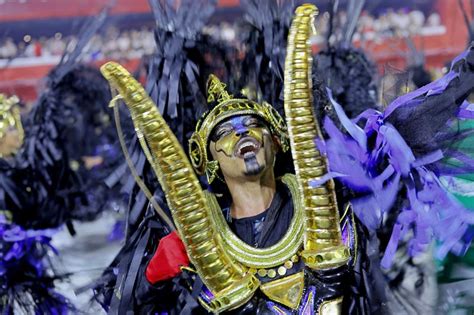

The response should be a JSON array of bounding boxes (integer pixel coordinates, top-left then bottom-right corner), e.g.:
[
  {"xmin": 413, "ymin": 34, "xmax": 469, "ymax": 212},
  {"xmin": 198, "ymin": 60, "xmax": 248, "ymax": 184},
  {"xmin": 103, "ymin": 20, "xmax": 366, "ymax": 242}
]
[{"xmin": 311, "ymin": 49, "xmax": 474, "ymax": 268}]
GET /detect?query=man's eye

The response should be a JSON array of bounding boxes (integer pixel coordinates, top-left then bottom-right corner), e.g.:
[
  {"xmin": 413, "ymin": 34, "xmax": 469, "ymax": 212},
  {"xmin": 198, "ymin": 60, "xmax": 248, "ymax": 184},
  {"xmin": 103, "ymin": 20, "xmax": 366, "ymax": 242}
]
[
  {"xmin": 245, "ymin": 121, "xmax": 261, "ymax": 128},
  {"xmin": 220, "ymin": 130, "xmax": 232, "ymax": 137},
  {"xmin": 244, "ymin": 119, "xmax": 259, "ymax": 127},
  {"xmin": 215, "ymin": 129, "xmax": 231, "ymax": 140}
]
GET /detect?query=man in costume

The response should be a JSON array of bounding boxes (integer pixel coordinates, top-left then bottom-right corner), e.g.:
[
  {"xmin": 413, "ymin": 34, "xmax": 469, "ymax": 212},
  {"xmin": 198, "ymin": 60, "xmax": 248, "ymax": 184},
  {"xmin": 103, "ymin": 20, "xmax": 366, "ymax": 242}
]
[
  {"xmin": 0, "ymin": 7, "xmax": 125, "ymax": 312},
  {"xmin": 95, "ymin": 1, "xmax": 474, "ymax": 314},
  {"xmin": 99, "ymin": 4, "xmax": 361, "ymax": 313},
  {"xmin": 0, "ymin": 93, "xmax": 72, "ymax": 314},
  {"xmin": 0, "ymin": 67, "xmax": 114, "ymax": 315}
]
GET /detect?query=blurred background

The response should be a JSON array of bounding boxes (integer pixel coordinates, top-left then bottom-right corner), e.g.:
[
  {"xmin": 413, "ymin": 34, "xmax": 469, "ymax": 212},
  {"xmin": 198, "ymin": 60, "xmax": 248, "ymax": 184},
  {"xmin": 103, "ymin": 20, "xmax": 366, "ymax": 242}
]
[{"xmin": 0, "ymin": 0, "xmax": 470, "ymax": 106}]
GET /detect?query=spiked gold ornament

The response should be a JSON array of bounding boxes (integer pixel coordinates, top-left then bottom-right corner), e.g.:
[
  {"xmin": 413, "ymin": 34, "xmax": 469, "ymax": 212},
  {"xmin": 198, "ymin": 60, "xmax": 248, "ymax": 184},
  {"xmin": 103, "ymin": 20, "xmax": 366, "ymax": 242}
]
[
  {"xmin": 205, "ymin": 160, "xmax": 220, "ymax": 184},
  {"xmin": 207, "ymin": 74, "xmax": 233, "ymax": 103}
]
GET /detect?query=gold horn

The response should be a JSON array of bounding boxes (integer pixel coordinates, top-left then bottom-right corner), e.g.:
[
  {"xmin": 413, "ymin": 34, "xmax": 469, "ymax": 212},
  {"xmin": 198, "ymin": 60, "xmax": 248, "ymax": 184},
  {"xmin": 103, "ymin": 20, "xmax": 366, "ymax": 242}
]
[
  {"xmin": 100, "ymin": 62, "xmax": 259, "ymax": 312},
  {"xmin": 284, "ymin": 4, "xmax": 349, "ymax": 269}
]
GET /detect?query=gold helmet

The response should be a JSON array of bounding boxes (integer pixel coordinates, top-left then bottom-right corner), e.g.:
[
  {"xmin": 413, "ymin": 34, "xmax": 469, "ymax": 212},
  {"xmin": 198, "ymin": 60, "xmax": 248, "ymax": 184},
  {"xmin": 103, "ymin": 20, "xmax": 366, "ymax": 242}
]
[
  {"xmin": 0, "ymin": 94, "xmax": 23, "ymax": 143},
  {"xmin": 188, "ymin": 74, "xmax": 288, "ymax": 179}
]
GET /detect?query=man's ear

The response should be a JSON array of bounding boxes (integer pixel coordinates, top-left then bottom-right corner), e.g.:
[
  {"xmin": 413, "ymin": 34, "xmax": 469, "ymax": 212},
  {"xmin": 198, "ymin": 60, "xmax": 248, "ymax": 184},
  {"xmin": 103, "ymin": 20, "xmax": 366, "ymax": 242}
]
[
  {"xmin": 208, "ymin": 141, "xmax": 217, "ymax": 159},
  {"xmin": 272, "ymin": 135, "xmax": 281, "ymax": 153}
]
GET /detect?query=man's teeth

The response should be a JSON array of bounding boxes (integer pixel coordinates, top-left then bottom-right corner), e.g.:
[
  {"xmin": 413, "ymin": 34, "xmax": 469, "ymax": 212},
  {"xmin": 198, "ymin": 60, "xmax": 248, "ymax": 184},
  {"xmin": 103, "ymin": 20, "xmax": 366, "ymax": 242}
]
[{"xmin": 239, "ymin": 141, "xmax": 255, "ymax": 150}]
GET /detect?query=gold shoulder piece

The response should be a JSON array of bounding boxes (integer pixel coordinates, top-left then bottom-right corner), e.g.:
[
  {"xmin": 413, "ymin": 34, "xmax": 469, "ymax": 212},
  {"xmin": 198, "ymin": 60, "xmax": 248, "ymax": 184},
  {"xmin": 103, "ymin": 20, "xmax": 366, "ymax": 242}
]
[
  {"xmin": 284, "ymin": 4, "xmax": 349, "ymax": 269},
  {"xmin": 100, "ymin": 62, "xmax": 259, "ymax": 313}
]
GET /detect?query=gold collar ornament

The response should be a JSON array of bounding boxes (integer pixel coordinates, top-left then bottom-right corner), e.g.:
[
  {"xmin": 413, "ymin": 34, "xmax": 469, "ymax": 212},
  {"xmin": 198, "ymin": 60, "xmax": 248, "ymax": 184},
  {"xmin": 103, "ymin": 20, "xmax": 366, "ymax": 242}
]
[{"xmin": 205, "ymin": 174, "xmax": 303, "ymax": 269}]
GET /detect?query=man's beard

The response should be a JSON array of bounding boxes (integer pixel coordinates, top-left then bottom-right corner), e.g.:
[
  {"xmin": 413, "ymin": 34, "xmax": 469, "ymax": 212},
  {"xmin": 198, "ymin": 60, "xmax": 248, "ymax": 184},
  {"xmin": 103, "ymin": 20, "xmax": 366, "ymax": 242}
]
[{"xmin": 243, "ymin": 152, "xmax": 265, "ymax": 176}]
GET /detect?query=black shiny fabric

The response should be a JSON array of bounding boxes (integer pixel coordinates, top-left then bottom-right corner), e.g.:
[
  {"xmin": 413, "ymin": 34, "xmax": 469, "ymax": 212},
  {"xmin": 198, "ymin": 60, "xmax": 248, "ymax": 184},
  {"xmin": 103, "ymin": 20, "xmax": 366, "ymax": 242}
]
[{"xmin": 226, "ymin": 180, "xmax": 293, "ymax": 248}]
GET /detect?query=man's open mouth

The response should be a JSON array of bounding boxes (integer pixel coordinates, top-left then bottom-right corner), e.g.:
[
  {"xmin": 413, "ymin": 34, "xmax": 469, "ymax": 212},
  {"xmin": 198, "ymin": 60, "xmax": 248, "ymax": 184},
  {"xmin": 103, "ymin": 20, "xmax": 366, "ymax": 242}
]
[{"xmin": 234, "ymin": 137, "xmax": 261, "ymax": 159}]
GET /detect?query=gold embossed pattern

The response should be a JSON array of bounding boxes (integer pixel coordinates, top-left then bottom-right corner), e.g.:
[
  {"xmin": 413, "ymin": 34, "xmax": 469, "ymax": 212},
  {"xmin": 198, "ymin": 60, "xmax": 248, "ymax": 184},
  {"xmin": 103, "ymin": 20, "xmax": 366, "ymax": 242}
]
[
  {"xmin": 284, "ymin": 4, "xmax": 349, "ymax": 269},
  {"xmin": 0, "ymin": 94, "xmax": 24, "ymax": 157},
  {"xmin": 205, "ymin": 174, "xmax": 304, "ymax": 269},
  {"xmin": 100, "ymin": 62, "xmax": 259, "ymax": 312}
]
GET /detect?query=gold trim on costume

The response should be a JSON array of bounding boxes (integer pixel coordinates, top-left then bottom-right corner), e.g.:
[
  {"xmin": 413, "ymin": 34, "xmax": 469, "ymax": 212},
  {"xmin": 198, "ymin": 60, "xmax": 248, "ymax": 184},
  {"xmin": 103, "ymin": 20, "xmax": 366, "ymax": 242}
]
[
  {"xmin": 260, "ymin": 271, "xmax": 305, "ymax": 310},
  {"xmin": 205, "ymin": 174, "xmax": 304, "ymax": 268},
  {"xmin": 340, "ymin": 203, "xmax": 359, "ymax": 267},
  {"xmin": 318, "ymin": 296, "xmax": 343, "ymax": 315}
]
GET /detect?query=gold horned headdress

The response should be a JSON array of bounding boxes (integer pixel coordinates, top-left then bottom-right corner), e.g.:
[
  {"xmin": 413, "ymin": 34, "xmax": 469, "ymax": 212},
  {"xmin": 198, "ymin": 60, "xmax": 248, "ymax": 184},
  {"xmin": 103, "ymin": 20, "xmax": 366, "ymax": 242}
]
[
  {"xmin": 188, "ymin": 74, "xmax": 288, "ymax": 180},
  {"xmin": 100, "ymin": 3, "xmax": 349, "ymax": 313}
]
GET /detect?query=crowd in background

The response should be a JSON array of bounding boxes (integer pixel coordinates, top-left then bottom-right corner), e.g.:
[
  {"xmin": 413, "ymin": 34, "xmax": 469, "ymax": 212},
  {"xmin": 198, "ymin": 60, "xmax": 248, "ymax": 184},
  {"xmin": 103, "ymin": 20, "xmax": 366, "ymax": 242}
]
[
  {"xmin": 0, "ymin": 8, "xmax": 444, "ymax": 61},
  {"xmin": 0, "ymin": 26, "xmax": 155, "ymax": 61},
  {"xmin": 202, "ymin": 8, "xmax": 444, "ymax": 46},
  {"xmin": 321, "ymin": 9, "xmax": 445, "ymax": 42}
]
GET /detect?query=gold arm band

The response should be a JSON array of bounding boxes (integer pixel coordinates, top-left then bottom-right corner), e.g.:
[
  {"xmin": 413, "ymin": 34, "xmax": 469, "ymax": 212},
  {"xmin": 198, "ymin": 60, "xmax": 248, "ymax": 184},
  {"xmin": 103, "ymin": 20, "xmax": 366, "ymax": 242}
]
[
  {"xmin": 284, "ymin": 4, "xmax": 349, "ymax": 269},
  {"xmin": 100, "ymin": 62, "xmax": 259, "ymax": 313}
]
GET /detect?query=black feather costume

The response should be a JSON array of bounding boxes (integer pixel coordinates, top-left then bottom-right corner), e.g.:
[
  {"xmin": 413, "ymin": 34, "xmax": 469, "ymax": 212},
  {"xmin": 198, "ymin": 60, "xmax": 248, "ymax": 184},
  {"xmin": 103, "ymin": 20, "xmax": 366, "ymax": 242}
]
[
  {"xmin": 0, "ymin": 7, "xmax": 119, "ymax": 313},
  {"xmin": 92, "ymin": 1, "xmax": 474, "ymax": 314}
]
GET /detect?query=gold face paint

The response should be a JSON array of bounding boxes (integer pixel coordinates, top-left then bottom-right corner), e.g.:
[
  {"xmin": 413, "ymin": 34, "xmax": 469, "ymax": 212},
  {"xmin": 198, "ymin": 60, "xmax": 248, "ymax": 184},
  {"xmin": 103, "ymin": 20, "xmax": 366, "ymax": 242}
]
[
  {"xmin": 215, "ymin": 128, "xmax": 264, "ymax": 157},
  {"xmin": 212, "ymin": 115, "xmax": 267, "ymax": 158}
]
